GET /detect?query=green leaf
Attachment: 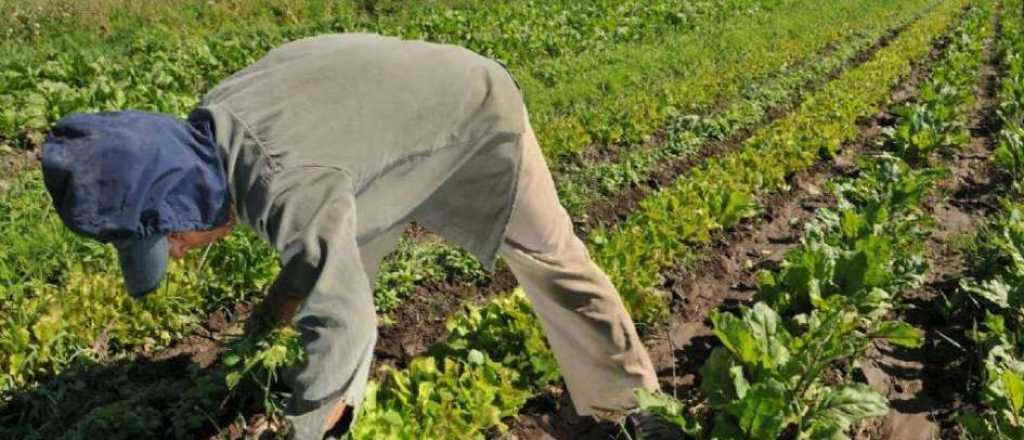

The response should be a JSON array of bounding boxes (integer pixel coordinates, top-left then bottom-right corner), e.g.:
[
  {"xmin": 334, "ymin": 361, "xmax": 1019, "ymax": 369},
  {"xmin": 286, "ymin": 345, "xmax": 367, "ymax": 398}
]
[
  {"xmin": 961, "ymin": 278, "xmax": 1012, "ymax": 309},
  {"xmin": 467, "ymin": 349, "xmax": 485, "ymax": 365},
  {"xmin": 835, "ymin": 249, "xmax": 870, "ymax": 294},
  {"xmin": 712, "ymin": 310, "xmax": 759, "ymax": 365},
  {"xmin": 633, "ymin": 389, "xmax": 703, "ymax": 436},
  {"xmin": 225, "ymin": 371, "xmax": 242, "ymax": 389},
  {"xmin": 731, "ymin": 366, "xmax": 750, "ymax": 401},
  {"xmin": 726, "ymin": 379, "xmax": 788, "ymax": 439},
  {"xmin": 805, "ymin": 383, "xmax": 888, "ymax": 438},
  {"xmin": 1001, "ymin": 369, "xmax": 1024, "ymax": 414},
  {"xmin": 31, "ymin": 310, "xmax": 63, "ymax": 345},
  {"xmin": 712, "ymin": 303, "xmax": 793, "ymax": 372},
  {"xmin": 745, "ymin": 302, "xmax": 791, "ymax": 369},
  {"xmin": 700, "ymin": 348, "xmax": 744, "ymax": 408},
  {"xmin": 872, "ymin": 321, "xmax": 924, "ymax": 348},
  {"xmin": 223, "ymin": 353, "xmax": 241, "ymax": 367},
  {"xmin": 983, "ymin": 311, "xmax": 1006, "ymax": 335}
]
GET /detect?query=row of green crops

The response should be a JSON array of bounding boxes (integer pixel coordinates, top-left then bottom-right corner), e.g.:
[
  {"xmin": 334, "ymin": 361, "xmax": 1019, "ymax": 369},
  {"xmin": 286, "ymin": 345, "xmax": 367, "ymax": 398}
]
[
  {"xmin": 764, "ymin": 0, "xmax": 992, "ymax": 320},
  {"xmin": 519, "ymin": 0, "xmax": 928, "ymax": 163},
  {"xmin": 0, "ymin": 0, "xmax": 781, "ymax": 152},
  {"xmin": 375, "ymin": 0, "xmax": 939, "ymax": 317},
  {"xmin": 642, "ymin": 6, "xmax": 995, "ymax": 435},
  {"xmin": 1, "ymin": 0, "xmax": 363, "ymax": 48},
  {"xmin": 689, "ymin": 155, "xmax": 942, "ymax": 438},
  {"xmin": 556, "ymin": 0, "xmax": 934, "ymax": 221},
  {"xmin": 346, "ymin": 1, "xmax": 973, "ymax": 438},
  {"xmin": 1, "ymin": 0, "xmax": 771, "ymax": 67},
  {"xmin": 677, "ymin": 153, "xmax": 952, "ymax": 438},
  {"xmin": 957, "ymin": 203, "xmax": 1024, "ymax": 438},
  {"xmin": 990, "ymin": 0, "xmax": 1024, "ymax": 191},
  {"xmin": 956, "ymin": 1, "xmax": 1024, "ymax": 436},
  {"xmin": 0, "ymin": 0, "xmax": 936, "ymax": 394},
  {"xmin": 0, "ymin": 0, "xmax": 928, "ymax": 175},
  {"xmin": 592, "ymin": 0, "xmax": 970, "ymax": 325}
]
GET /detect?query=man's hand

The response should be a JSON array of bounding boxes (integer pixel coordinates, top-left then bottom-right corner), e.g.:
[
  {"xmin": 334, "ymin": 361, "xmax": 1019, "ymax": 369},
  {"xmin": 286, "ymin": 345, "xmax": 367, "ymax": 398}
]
[
  {"xmin": 264, "ymin": 289, "xmax": 304, "ymax": 324},
  {"xmin": 244, "ymin": 288, "xmax": 304, "ymax": 337}
]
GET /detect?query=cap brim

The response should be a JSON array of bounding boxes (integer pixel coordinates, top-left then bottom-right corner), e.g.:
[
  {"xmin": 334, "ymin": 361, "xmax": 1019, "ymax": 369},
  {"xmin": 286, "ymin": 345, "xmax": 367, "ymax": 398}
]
[{"xmin": 114, "ymin": 234, "xmax": 169, "ymax": 298}]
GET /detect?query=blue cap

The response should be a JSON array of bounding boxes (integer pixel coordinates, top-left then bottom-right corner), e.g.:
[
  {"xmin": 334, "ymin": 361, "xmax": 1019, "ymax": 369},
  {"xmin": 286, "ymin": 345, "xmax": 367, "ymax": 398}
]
[{"xmin": 40, "ymin": 110, "xmax": 229, "ymax": 298}]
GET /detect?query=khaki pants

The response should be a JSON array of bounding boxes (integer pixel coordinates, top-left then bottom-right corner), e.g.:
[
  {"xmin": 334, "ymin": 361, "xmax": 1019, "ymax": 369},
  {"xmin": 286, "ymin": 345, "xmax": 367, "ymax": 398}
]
[
  {"xmin": 497, "ymin": 108, "xmax": 659, "ymax": 419},
  {"xmin": 320, "ymin": 107, "xmax": 659, "ymax": 439}
]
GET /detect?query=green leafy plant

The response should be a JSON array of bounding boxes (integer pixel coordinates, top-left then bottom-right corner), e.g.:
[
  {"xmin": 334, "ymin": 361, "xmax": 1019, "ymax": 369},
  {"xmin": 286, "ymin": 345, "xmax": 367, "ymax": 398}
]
[
  {"xmin": 700, "ymin": 300, "xmax": 903, "ymax": 439},
  {"xmin": 348, "ymin": 353, "xmax": 529, "ymax": 440},
  {"xmin": 631, "ymin": 388, "xmax": 703, "ymax": 438},
  {"xmin": 758, "ymin": 155, "xmax": 936, "ymax": 315},
  {"xmin": 430, "ymin": 289, "xmax": 559, "ymax": 388},
  {"xmin": 994, "ymin": 124, "xmax": 1024, "ymax": 189},
  {"xmin": 882, "ymin": 4, "xmax": 987, "ymax": 166},
  {"xmin": 221, "ymin": 326, "xmax": 304, "ymax": 416}
]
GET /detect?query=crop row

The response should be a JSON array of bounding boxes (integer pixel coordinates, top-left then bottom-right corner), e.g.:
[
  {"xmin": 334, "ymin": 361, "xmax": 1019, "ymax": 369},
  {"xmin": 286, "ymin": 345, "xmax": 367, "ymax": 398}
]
[
  {"xmin": 956, "ymin": 0, "xmax": 1024, "ymax": 436},
  {"xmin": 681, "ymin": 158, "xmax": 948, "ymax": 437},
  {"xmin": 0, "ymin": 0, "xmax": 777, "ymax": 153},
  {"xmin": 0, "ymin": 0, "xmax": 934, "ymax": 394},
  {"xmin": 1, "ymin": 0, "xmax": 770, "ymax": 68},
  {"xmin": 957, "ymin": 206, "xmax": 1024, "ymax": 438},
  {"xmin": 0, "ymin": 0, "xmax": 921, "ymax": 176},
  {"xmin": 683, "ymin": 154, "xmax": 939, "ymax": 438},
  {"xmin": 347, "ymin": 1, "xmax": 972, "ymax": 438},
  {"xmin": 644, "ymin": 3, "xmax": 995, "ymax": 435},
  {"xmin": 990, "ymin": 0, "xmax": 1024, "ymax": 189},
  {"xmin": 555, "ymin": 0, "xmax": 932, "ymax": 220},
  {"xmin": 521, "ymin": 0, "xmax": 931, "ymax": 163}
]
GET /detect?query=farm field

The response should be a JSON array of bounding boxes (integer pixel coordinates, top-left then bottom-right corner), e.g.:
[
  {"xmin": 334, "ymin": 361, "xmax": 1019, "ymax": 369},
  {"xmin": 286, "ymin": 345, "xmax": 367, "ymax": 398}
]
[{"xmin": 2, "ymin": 0, "xmax": 1024, "ymax": 439}]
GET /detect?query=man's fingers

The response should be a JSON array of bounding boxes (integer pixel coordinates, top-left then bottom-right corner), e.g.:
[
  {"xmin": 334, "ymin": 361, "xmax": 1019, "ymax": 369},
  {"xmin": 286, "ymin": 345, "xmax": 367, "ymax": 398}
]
[{"xmin": 264, "ymin": 289, "xmax": 304, "ymax": 324}]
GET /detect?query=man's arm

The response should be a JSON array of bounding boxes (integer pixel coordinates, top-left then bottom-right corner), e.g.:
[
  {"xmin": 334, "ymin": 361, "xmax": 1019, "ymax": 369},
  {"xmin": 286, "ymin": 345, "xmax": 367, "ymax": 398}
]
[{"xmin": 257, "ymin": 167, "xmax": 376, "ymax": 439}]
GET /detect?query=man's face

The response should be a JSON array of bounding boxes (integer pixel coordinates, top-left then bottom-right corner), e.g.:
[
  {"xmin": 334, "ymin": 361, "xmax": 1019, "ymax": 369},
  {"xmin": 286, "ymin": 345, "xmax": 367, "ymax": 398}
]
[{"xmin": 167, "ymin": 219, "xmax": 236, "ymax": 259}]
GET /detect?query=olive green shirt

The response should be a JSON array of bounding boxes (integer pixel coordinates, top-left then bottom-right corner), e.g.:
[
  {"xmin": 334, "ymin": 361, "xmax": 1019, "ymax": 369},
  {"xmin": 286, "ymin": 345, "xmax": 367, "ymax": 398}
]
[{"xmin": 188, "ymin": 33, "xmax": 525, "ymax": 438}]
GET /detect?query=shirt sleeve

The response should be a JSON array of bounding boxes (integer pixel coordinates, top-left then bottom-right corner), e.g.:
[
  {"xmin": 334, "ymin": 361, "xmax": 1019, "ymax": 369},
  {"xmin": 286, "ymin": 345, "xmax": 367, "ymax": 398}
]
[{"xmin": 259, "ymin": 166, "xmax": 377, "ymax": 437}]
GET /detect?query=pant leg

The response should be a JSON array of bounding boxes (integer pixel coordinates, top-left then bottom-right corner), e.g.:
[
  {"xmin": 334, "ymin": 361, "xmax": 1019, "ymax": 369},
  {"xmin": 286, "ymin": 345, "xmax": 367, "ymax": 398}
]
[
  {"xmin": 497, "ymin": 106, "xmax": 659, "ymax": 419},
  {"xmin": 360, "ymin": 223, "xmax": 408, "ymax": 291}
]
